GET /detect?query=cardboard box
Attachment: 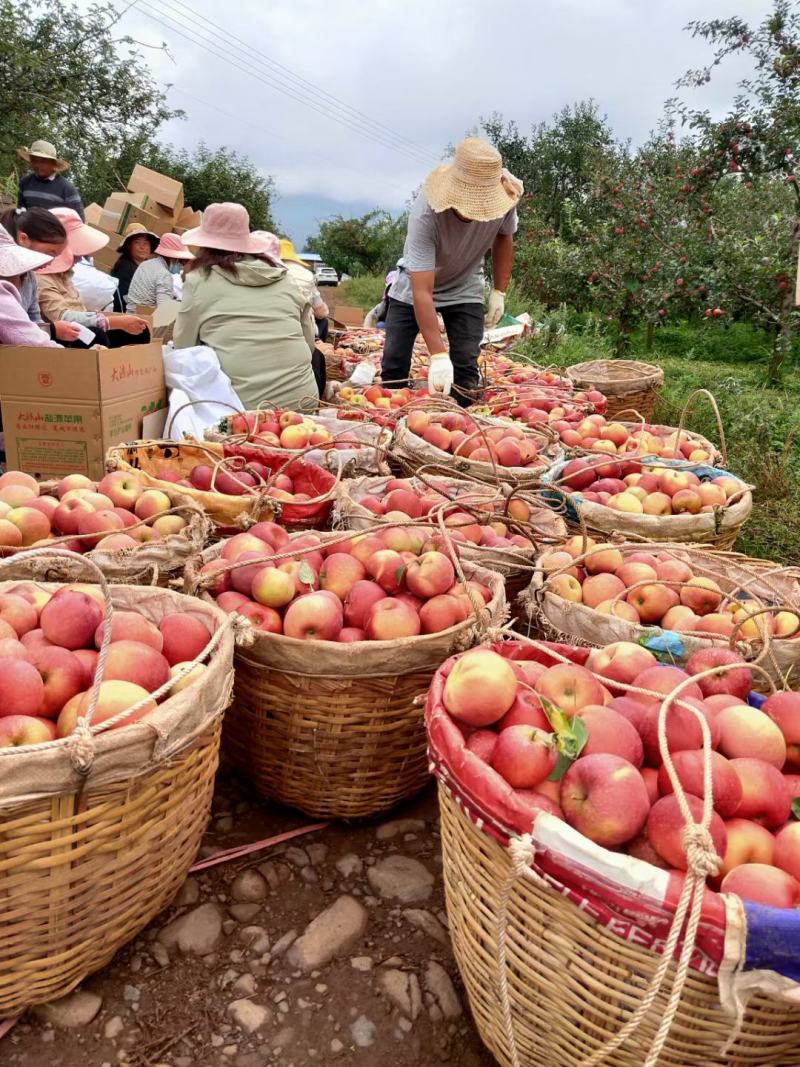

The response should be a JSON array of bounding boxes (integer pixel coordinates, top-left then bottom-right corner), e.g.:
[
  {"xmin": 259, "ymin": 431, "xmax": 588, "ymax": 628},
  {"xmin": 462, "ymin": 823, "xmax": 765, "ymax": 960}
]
[
  {"xmin": 175, "ymin": 206, "xmax": 202, "ymax": 232},
  {"xmin": 136, "ymin": 300, "xmax": 180, "ymax": 343},
  {"xmin": 84, "ymin": 202, "xmax": 105, "ymax": 227},
  {"xmin": 331, "ymin": 304, "xmax": 364, "ymax": 328},
  {"xmin": 106, "ymin": 191, "xmax": 175, "ymax": 223},
  {"xmin": 101, "ymin": 198, "xmax": 172, "ymax": 237},
  {"xmin": 91, "ymin": 230, "xmax": 123, "ymax": 275},
  {"xmin": 127, "ymin": 165, "xmax": 184, "ymax": 215},
  {"xmin": 0, "ymin": 344, "xmax": 167, "ymax": 480}
]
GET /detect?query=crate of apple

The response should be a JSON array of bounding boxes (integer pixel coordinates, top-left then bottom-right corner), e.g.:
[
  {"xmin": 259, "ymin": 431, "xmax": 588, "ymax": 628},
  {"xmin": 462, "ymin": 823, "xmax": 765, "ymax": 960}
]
[
  {"xmin": 530, "ymin": 539, "xmax": 800, "ymax": 688},
  {"xmin": 543, "ymin": 457, "xmax": 753, "ymax": 548},
  {"xmin": 196, "ymin": 521, "xmax": 506, "ymax": 643},
  {"xmin": 0, "ymin": 579, "xmax": 220, "ymax": 749},
  {"xmin": 554, "ymin": 413, "xmax": 722, "ymax": 464},
  {"xmin": 427, "ymin": 639, "xmax": 800, "ymax": 909},
  {"xmin": 0, "ymin": 470, "xmax": 206, "ymax": 579},
  {"xmin": 393, "ymin": 410, "xmax": 561, "ymax": 486}
]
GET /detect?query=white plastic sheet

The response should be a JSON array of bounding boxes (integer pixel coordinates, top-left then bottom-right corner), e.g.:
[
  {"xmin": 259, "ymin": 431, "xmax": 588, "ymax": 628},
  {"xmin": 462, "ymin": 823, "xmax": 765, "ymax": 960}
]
[{"xmin": 163, "ymin": 345, "xmax": 243, "ymax": 439}]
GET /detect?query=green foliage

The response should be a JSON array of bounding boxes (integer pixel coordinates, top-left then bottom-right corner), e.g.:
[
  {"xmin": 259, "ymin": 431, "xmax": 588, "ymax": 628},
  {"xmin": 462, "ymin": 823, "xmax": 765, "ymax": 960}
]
[
  {"xmin": 0, "ymin": 0, "xmax": 178, "ymax": 183},
  {"xmin": 339, "ymin": 274, "xmax": 386, "ymax": 313},
  {"xmin": 306, "ymin": 209, "xmax": 406, "ymax": 277}
]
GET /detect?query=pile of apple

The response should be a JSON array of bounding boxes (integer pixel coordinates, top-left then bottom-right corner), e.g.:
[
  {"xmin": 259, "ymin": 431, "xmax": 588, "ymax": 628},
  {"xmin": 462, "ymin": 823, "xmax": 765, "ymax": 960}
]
[
  {"xmin": 538, "ymin": 538, "xmax": 800, "ymax": 640},
  {"xmin": 557, "ymin": 458, "xmax": 743, "ymax": 515},
  {"xmin": 0, "ymin": 470, "xmax": 193, "ymax": 553},
  {"xmin": 0, "ymin": 581, "xmax": 213, "ymax": 748},
  {"xmin": 483, "ymin": 384, "xmax": 606, "ymax": 428},
  {"xmin": 336, "ymin": 384, "xmax": 420, "ymax": 411},
  {"xmin": 443, "ymin": 642, "xmax": 800, "ymax": 908},
  {"xmin": 553, "ymin": 413, "xmax": 717, "ymax": 462},
  {"xmin": 403, "ymin": 410, "xmax": 549, "ymax": 470},
  {"xmin": 348, "ymin": 476, "xmax": 537, "ymax": 553},
  {"xmin": 200, "ymin": 522, "xmax": 495, "ymax": 641},
  {"xmin": 224, "ymin": 410, "xmax": 335, "ymax": 450},
  {"xmin": 480, "ymin": 357, "xmax": 572, "ymax": 389}
]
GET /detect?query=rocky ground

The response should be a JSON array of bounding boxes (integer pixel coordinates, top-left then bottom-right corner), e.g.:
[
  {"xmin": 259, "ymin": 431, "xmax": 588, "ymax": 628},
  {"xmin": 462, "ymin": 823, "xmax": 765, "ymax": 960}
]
[{"xmin": 4, "ymin": 773, "xmax": 495, "ymax": 1067}]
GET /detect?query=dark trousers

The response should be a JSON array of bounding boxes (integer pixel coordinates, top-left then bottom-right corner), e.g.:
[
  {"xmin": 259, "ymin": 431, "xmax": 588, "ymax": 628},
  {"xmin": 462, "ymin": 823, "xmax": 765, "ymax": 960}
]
[
  {"xmin": 311, "ymin": 347, "xmax": 327, "ymax": 397},
  {"xmin": 382, "ymin": 297, "xmax": 484, "ymax": 407},
  {"xmin": 316, "ymin": 316, "xmax": 329, "ymax": 343}
]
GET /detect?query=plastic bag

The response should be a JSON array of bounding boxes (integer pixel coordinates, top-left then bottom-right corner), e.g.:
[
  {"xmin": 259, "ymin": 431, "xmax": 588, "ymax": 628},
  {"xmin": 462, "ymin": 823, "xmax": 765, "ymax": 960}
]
[
  {"xmin": 73, "ymin": 260, "xmax": 118, "ymax": 311},
  {"xmin": 164, "ymin": 345, "xmax": 243, "ymax": 439},
  {"xmin": 348, "ymin": 361, "xmax": 376, "ymax": 387}
]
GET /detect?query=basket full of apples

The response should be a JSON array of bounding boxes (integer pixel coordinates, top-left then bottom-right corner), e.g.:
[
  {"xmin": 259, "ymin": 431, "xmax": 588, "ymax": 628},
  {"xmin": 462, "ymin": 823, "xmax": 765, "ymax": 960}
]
[
  {"xmin": 203, "ymin": 408, "xmax": 389, "ymax": 477},
  {"xmin": 106, "ymin": 439, "xmax": 337, "ymax": 533},
  {"xmin": 0, "ymin": 549, "xmax": 234, "ymax": 1016},
  {"xmin": 526, "ymin": 539, "xmax": 800, "ymax": 691},
  {"xmin": 335, "ymin": 473, "xmax": 567, "ymax": 606},
  {"xmin": 392, "ymin": 409, "xmax": 562, "ymax": 488},
  {"xmin": 426, "ymin": 638, "xmax": 800, "ymax": 1066},
  {"xmin": 542, "ymin": 456, "xmax": 753, "ymax": 550},
  {"xmin": 188, "ymin": 524, "xmax": 506, "ymax": 819},
  {"xmin": 554, "ymin": 412, "xmax": 723, "ymax": 466}
]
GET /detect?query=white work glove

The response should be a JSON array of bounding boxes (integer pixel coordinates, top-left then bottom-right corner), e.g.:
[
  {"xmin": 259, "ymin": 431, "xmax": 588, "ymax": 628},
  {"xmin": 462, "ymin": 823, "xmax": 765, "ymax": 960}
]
[
  {"xmin": 349, "ymin": 361, "xmax": 376, "ymax": 387},
  {"xmin": 486, "ymin": 288, "xmax": 505, "ymax": 328},
  {"xmin": 428, "ymin": 352, "xmax": 453, "ymax": 396}
]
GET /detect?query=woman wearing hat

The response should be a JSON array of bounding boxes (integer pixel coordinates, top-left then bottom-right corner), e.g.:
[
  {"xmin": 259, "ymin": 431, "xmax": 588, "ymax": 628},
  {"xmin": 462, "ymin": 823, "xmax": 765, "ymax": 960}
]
[
  {"xmin": 111, "ymin": 223, "xmax": 159, "ymax": 311},
  {"xmin": 0, "ymin": 225, "xmax": 61, "ymax": 346},
  {"xmin": 173, "ymin": 203, "xmax": 318, "ymax": 411},
  {"xmin": 36, "ymin": 209, "xmax": 150, "ymax": 347},
  {"xmin": 17, "ymin": 140, "xmax": 85, "ymax": 220},
  {"xmin": 383, "ymin": 137, "xmax": 522, "ymax": 405},
  {"xmin": 0, "ymin": 207, "xmax": 83, "ymax": 342},
  {"xmin": 126, "ymin": 233, "xmax": 194, "ymax": 312}
]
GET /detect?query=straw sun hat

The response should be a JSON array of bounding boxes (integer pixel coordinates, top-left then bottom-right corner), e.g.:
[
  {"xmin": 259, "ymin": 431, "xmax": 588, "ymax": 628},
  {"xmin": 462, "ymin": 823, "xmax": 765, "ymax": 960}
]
[
  {"xmin": 120, "ymin": 222, "xmax": 159, "ymax": 252},
  {"xmin": 17, "ymin": 139, "xmax": 69, "ymax": 173},
  {"xmin": 424, "ymin": 137, "xmax": 523, "ymax": 222}
]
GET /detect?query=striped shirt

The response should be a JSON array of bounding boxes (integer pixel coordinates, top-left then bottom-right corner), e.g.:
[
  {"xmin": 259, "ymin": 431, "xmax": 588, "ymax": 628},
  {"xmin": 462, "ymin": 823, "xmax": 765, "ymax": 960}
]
[
  {"xmin": 126, "ymin": 255, "xmax": 174, "ymax": 310},
  {"xmin": 18, "ymin": 173, "xmax": 85, "ymax": 220}
]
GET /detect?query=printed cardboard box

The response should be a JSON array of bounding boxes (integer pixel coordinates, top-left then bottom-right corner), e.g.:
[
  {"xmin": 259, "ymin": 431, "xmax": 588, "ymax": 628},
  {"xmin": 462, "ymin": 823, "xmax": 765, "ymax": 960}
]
[
  {"xmin": 0, "ymin": 343, "xmax": 166, "ymax": 480},
  {"xmin": 127, "ymin": 165, "xmax": 184, "ymax": 215}
]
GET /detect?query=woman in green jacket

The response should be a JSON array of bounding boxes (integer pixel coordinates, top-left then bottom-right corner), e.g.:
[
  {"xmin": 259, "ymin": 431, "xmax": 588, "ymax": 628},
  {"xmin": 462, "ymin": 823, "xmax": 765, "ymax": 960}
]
[{"xmin": 173, "ymin": 203, "xmax": 317, "ymax": 411}]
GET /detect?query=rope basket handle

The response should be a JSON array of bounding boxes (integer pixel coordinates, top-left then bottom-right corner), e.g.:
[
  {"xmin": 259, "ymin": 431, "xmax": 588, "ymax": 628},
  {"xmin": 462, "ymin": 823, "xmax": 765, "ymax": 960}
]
[
  {"xmin": 164, "ymin": 398, "xmax": 247, "ymax": 440},
  {"xmin": 675, "ymin": 388, "xmax": 727, "ymax": 467}
]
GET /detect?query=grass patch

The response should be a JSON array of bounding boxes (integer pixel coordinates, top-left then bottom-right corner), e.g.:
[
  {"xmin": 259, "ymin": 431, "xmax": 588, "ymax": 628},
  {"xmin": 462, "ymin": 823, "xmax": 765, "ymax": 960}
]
[{"xmin": 338, "ymin": 275, "xmax": 386, "ymax": 314}]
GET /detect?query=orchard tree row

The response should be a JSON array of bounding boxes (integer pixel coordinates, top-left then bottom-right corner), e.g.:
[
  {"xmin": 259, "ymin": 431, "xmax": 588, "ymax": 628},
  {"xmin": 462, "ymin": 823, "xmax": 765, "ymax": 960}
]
[{"xmin": 485, "ymin": 1, "xmax": 800, "ymax": 376}]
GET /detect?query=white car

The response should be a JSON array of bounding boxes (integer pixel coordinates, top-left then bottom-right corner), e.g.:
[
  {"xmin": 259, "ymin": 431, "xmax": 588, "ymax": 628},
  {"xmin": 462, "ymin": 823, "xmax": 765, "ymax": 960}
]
[{"xmin": 315, "ymin": 265, "xmax": 339, "ymax": 286}]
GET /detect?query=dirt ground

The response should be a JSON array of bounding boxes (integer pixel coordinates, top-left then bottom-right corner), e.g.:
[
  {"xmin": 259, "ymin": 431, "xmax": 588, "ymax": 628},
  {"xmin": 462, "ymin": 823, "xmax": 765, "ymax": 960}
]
[{"xmin": 3, "ymin": 773, "xmax": 497, "ymax": 1067}]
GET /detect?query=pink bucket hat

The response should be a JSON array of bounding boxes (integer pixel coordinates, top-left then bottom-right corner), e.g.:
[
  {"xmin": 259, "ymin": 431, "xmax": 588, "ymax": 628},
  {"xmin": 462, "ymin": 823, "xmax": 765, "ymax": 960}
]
[
  {"xmin": 251, "ymin": 231, "xmax": 281, "ymax": 262},
  {"xmin": 0, "ymin": 225, "xmax": 53, "ymax": 277},
  {"xmin": 155, "ymin": 232, "xmax": 195, "ymax": 260},
  {"xmin": 181, "ymin": 203, "xmax": 277, "ymax": 258},
  {"xmin": 36, "ymin": 207, "xmax": 109, "ymax": 274}
]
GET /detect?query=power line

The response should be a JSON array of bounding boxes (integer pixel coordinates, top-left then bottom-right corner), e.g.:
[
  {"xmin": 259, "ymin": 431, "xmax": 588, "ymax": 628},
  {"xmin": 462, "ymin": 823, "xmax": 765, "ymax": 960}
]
[
  {"xmin": 126, "ymin": 0, "xmax": 436, "ymax": 167},
  {"xmin": 164, "ymin": 0, "xmax": 434, "ymax": 162},
  {"xmin": 166, "ymin": 83, "xmax": 419, "ymax": 202}
]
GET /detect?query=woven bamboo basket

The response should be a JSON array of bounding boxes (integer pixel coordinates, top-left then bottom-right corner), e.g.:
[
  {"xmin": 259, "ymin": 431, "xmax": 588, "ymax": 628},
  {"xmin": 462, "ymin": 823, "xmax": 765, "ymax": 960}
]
[
  {"xmin": 541, "ymin": 460, "xmax": 753, "ymax": 551},
  {"xmin": 391, "ymin": 415, "xmax": 563, "ymax": 489},
  {"xmin": 567, "ymin": 358, "xmax": 664, "ymax": 421},
  {"xmin": 334, "ymin": 473, "xmax": 567, "ymax": 614},
  {"xmin": 0, "ymin": 550, "xmax": 235, "ymax": 1015},
  {"xmin": 522, "ymin": 541, "xmax": 800, "ymax": 691},
  {"xmin": 427, "ymin": 640, "xmax": 800, "ymax": 1067},
  {"xmin": 106, "ymin": 439, "xmax": 279, "ymax": 532},
  {"xmin": 189, "ymin": 538, "xmax": 507, "ymax": 819}
]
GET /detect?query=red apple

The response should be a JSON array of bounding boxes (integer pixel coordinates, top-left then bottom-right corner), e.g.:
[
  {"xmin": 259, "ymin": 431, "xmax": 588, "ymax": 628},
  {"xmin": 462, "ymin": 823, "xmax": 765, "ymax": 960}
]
[{"xmin": 561, "ymin": 754, "xmax": 650, "ymax": 846}]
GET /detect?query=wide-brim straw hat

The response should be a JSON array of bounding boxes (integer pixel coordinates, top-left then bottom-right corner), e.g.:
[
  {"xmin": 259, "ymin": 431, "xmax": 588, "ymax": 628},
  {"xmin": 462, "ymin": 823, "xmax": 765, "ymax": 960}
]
[
  {"xmin": 120, "ymin": 223, "xmax": 160, "ymax": 253},
  {"xmin": 17, "ymin": 139, "xmax": 69, "ymax": 173},
  {"xmin": 155, "ymin": 232, "xmax": 195, "ymax": 260},
  {"xmin": 0, "ymin": 225, "xmax": 52, "ymax": 278},
  {"xmin": 424, "ymin": 137, "xmax": 523, "ymax": 222},
  {"xmin": 182, "ymin": 202, "xmax": 278, "ymax": 258},
  {"xmin": 36, "ymin": 207, "xmax": 109, "ymax": 274}
]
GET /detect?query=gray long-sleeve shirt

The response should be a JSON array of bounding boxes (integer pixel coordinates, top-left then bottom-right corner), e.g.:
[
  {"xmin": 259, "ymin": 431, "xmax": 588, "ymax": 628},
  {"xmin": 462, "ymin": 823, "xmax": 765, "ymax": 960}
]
[{"xmin": 18, "ymin": 173, "xmax": 85, "ymax": 220}]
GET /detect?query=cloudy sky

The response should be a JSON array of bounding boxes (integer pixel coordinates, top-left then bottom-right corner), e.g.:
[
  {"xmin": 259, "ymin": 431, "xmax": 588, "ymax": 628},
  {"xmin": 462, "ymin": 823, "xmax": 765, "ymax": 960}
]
[{"xmin": 106, "ymin": 0, "xmax": 774, "ymax": 243}]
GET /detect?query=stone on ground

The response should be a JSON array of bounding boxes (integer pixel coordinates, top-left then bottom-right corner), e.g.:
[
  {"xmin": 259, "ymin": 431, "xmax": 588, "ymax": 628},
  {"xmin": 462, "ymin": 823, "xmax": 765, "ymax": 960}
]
[
  {"xmin": 367, "ymin": 855, "xmax": 435, "ymax": 903},
  {"xmin": 287, "ymin": 895, "xmax": 368, "ymax": 970},
  {"xmin": 158, "ymin": 902, "xmax": 223, "ymax": 955}
]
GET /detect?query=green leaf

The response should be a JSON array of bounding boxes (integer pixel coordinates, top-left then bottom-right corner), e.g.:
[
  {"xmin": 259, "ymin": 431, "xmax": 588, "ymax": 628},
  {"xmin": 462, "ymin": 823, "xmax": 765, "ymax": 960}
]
[
  {"xmin": 298, "ymin": 562, "xmax": 316, "ymax": 588},
  {"xmin": 792, "ymin": 797, "xmax": 800, "ymax": 821},
  {"xmin": 540, "ymin": 695, "xmax": 589, "ymax": 780},
  {"xmin": 395, "ymin": 566, "xmax": 407, "ymax": 585}
]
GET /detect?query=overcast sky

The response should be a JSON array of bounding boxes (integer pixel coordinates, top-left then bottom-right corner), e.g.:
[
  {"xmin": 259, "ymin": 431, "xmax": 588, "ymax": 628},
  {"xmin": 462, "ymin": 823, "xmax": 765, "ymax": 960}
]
[{"xmin": 104, "ymin": 0, "xmax": 774, "ymax": 241}]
